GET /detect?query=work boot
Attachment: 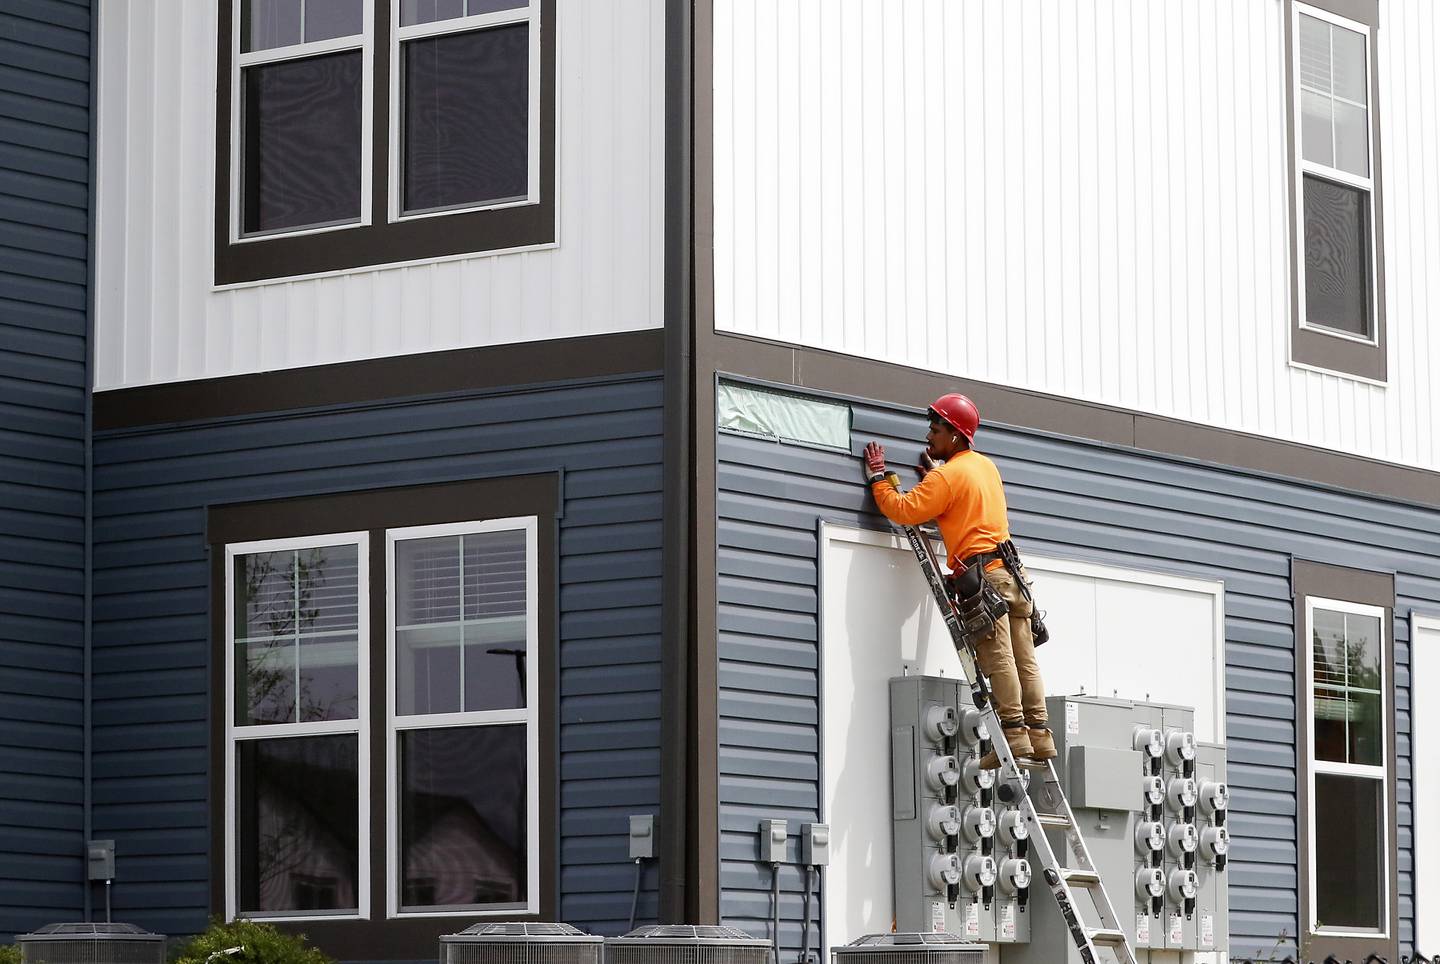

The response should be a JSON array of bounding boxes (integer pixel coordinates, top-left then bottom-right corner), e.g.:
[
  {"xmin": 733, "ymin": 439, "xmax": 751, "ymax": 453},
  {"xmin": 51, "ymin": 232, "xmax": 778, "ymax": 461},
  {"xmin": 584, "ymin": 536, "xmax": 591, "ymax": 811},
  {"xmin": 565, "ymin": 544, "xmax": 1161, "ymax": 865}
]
[
  {"xmin": 977, "ymin": 722, "xmax": 1033, "ymax": 770},
  {"xmin": 1027, "ymin": 724, "xmax": 1057, "ymax": 761}
]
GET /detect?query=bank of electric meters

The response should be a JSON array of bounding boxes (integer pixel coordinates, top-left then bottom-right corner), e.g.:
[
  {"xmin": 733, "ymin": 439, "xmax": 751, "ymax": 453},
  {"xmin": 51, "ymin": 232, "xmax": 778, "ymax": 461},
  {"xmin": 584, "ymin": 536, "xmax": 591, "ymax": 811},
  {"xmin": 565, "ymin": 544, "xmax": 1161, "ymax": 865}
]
[
  {"xmin": 889, "ymin": 682, "xmax": 1229, "ymax": 960},
  {"xmin": 890, "ymin": 677, "xmax": 1030, "ymax": 944},
  {"xmin": 1003, "ymin": 696, "xmax": 1229, "ymax": 964}
]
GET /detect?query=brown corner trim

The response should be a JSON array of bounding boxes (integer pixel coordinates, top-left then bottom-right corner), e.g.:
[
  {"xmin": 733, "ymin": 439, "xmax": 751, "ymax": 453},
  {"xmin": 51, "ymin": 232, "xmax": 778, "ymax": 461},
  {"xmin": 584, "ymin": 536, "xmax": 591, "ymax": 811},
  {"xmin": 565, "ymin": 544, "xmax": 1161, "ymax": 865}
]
[
  {"xmin": 711, "ymin": 331, "xmax": 1440, "ymax": 511},
  {"xmin": 94, "ymin": 329, "xmax": 664, "ymax": 431}
]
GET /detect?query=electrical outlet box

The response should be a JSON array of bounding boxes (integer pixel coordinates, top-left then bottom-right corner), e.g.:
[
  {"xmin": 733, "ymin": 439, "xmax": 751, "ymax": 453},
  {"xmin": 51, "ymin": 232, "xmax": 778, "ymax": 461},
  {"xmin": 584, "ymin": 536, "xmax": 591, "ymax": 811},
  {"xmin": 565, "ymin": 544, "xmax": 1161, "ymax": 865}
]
[
  {"xmin": 1068, "ymin": 745, "xmax": 1145, "ymax": 812},
  {"xmin": 87, "ymin": 839, "xmax": 115, "ymax": 881},
  {"xmin": 801, "ymin": 823, "xmax": 830, "ymax": 866},
  {"xmin": 759, "ymin": 819, "xmax": 787, "ymax": 864},
  {"xmin": 629, "ymin": 814, "xmax": 654, "ymax": 860}
]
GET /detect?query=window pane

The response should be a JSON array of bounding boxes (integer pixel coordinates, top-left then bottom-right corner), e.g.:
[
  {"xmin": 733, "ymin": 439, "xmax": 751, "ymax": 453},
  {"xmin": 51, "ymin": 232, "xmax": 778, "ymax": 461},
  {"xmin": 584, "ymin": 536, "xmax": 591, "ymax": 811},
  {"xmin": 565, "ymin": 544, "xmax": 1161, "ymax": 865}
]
[
  {"xmin": 1304, "ymin": 176, "xmax": 1371, "ymax": 338},
  {"xmin": 1333, "ymin": 100, "xmax": 1370, "ymax": 178},
  {"xmin": 1345, "ymin": 612, "xmax": 1384, "ymax": 765},
  {"xmin": 463, "ymin": 530, "xmax": 528, "ymax": 712},
  {"xmin": 401, "ymin": 0, "xmax": 467, "ymax": 26},
  {"xmin": 237, "ymin": 735, "xmax": 359, "ymax": 914},
  {"xmin": 396, "ymin": 529, "xmax": 529, "ymax": 715},
  {"xmin": 1331, "ymin": 25, "xmax": 1368, "ymax": 104},
  {"xmin": 470, "ymin": 0, "xmax": 528, "ymax": 14},
  {"xmin": 304, "ymin": 0, "xmax": 364, "ymax": 43},
  {"xmin": 402, "ymin": 25, "xmax": 530, "ymax": 214},
  {"xmin": 242, "ymin": 52, "xmax": 363, "ymax": 234},
  {"xmin": 400, "ymin": 725, "xmax": 527, "ymax": 909},
  {"xmin": 1314, "ymin": 773, "xmax": 1383, "ymax": 930},
  {"xmin": 235, "ymin": 544, "xmax": 360, "ymax": 725},
  {"xmin": 1300, "ymin": 90, "xmax": 1334, "ymax": 168},
  {"xmin": 1298, "ymin": 15, "xmax": 1332, "ymax": 94},
  {"xmin": 243, "ymin": 0, "xmax": 303, "ymax": 52}
]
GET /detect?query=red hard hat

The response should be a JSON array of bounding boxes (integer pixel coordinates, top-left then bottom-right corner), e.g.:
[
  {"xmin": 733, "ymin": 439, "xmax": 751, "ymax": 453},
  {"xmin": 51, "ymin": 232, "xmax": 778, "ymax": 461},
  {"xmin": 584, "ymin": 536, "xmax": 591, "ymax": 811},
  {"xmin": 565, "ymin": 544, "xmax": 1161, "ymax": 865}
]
[{"xmin": 928, "ymin": 393, "xmax": 980, "ymax": 442}]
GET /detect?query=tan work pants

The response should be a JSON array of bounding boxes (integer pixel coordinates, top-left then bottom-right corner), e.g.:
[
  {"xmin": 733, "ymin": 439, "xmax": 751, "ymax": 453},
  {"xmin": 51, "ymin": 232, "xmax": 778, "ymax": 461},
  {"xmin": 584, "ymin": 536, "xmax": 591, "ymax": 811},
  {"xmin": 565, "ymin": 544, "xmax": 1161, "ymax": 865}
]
[{"xmin": 976, "ymin": 565, "xmax": 1047, "ymax": 727}]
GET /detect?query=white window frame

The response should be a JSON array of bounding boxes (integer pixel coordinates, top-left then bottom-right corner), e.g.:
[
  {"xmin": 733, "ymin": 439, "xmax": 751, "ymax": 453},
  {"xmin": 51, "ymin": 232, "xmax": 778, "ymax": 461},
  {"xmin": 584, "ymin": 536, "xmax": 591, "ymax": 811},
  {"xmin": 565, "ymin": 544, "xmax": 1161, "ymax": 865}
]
[
  {"xmin": 224, "ymin": 531, "xmax": 372, "ymax": 922},
  {"xmin": 384, "ymin": 516, "xmax": 540, "ymax": 918},
  {"xmin": 387, "ymin": 1, "xmax": 543, "ymax": 223},
  {"xmin": 1303, "ymin": 595, "xmax": 1390, "ymax": 939},
  {"xmin": 1290, "ymin": 2, "xmax": 1380, "ymax": 347},
  {"xmin": 229, "ymin": 0, "xmax": 376, "ymax": 243}
]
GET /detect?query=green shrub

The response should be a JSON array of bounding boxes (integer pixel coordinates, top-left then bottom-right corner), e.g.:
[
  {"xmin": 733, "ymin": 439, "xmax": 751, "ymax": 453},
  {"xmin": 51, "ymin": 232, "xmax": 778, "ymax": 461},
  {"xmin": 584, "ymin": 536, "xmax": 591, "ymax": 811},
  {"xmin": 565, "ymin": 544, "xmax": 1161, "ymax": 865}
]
[
  {"xmin": 171, "ymin": 920, "xmax": 333, "ymax": 964},
  {"xmin": 0, "ymin": 943, "xmax": 20, "ymax": 964}
]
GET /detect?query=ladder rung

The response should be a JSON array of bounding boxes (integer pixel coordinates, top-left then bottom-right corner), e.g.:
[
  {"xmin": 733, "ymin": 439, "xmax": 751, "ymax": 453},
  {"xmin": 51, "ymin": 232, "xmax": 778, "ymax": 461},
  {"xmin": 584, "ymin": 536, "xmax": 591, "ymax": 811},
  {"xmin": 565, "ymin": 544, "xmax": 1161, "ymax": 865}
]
[
  {"xmin": 1035, "ymin": 813, "xmax": 1071, "ymax": 828},
  {"xmin": 1061, "ymin": 868, "xmax": 1100, "ymax": 886},
  {"xmin": 1013, "ymin": 758, "xmax": 1049, "ymax": 770},
  {"xmin": 1087, "ymin": 929, "xmax": 1127, "ymax": 947}
]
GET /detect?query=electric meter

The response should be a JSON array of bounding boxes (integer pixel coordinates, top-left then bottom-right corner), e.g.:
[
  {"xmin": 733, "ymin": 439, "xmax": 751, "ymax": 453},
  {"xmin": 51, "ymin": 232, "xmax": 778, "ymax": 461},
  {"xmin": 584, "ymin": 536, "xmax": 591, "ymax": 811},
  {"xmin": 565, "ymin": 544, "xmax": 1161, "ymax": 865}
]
[
  {"xmin": 928, "ymin": 853, "xmax": 962, "ymax": 890},
  {"xmin": 1135, "ymin": 821, "xmax": 1165, "ymax": 856},
  {"xmin": 1167, "ymin": 868, "xmax": 1199, "ymax": 903},
  {"xmin": 1200, "ymin": 825, "xmax": 1230, "ymax": 862},
  {"xmin": 1133, "ymin": 727, "xmax": 1164, "ymax": 759},
  {"xmin": 927, "ymin": 805, "xmax": 962, "ymax": 841},
  {"xmin": 962, "ymin": 758, "xmax": 995, "ymax": 794},
  {"xmin": 1142, "ymin": 775, "xmax": 1165, "ymax": 807},
  {"xmin": 959, "ymin": 707, "xmax": 989, "ymax": 746},
  {"xmin": 925, "ymin": 705, "xmax": 960, "ymax": 742},
  {"xmin": 926, "ymin": 755, "xmax": 961, "ymax": 791},
  {"xmin": 962, "ymin": 855, "xmax": 998, "ymax": 892},
  {"xmin": 1167, "ymin": 822, "xmax": 1199, "ymax": 857},
  {"xmin": 1198, "ymin": 780, "xmax": 1229, "ymax": 816},
  {"xmin": 1135, "ymin": 867, "xmax": 1165, "ymax": 901},
  {"xmin": 997, "ymin": 809, "xmax": 1028, "ymax": 846},
  {"xmin": 1166, "ymin": 777, "xmax": 1198, "ymax": 812},
  {"xmin": 1165, "ymin": 730, "xmax": 1197, "ymax": 766},
  {"xmin": 961, "ymin": 806, "xmax": 996, "ymax": 843},
  {"xmin": 998, "ymin": 858, "xmax": 1031, "ymax": 895}
]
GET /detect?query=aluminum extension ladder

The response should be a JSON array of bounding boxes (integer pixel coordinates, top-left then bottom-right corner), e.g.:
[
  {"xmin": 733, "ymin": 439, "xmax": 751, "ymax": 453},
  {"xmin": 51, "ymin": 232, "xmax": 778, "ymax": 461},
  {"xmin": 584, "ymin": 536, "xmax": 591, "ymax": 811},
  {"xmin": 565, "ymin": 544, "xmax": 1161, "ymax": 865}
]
[{"xmin": 895, "ymin": 521, "xmax": 1140, "ymax": 964}]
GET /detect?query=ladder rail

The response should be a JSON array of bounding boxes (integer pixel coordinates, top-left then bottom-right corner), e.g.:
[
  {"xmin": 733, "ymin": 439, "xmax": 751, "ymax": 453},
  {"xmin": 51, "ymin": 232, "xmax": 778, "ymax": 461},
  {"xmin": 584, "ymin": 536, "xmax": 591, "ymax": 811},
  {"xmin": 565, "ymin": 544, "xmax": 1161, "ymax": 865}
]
[{"xmin": 892, "ymin": 521, "xmax": 1138, "ymax": 964}]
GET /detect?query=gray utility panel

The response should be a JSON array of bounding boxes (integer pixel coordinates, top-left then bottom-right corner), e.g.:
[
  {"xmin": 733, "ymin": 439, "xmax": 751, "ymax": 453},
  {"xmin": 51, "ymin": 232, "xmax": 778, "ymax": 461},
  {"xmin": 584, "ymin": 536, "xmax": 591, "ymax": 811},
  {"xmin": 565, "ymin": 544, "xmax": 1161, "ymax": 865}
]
[
  {"xmin": 1005, "ymin": 696, "xmax": 1229, "ymax": 963},
  {"xmin": 890, "ymin": 676, "xmax": 1029, "ymax": 944}
]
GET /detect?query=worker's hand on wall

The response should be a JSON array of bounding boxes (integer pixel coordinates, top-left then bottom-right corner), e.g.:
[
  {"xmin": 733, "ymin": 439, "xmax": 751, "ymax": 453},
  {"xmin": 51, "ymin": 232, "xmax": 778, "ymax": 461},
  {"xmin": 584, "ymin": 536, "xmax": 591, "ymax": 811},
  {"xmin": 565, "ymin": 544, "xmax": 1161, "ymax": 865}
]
[{"xmin": 863, "ymin": 441, "xmax": 887, "ymax": 480}]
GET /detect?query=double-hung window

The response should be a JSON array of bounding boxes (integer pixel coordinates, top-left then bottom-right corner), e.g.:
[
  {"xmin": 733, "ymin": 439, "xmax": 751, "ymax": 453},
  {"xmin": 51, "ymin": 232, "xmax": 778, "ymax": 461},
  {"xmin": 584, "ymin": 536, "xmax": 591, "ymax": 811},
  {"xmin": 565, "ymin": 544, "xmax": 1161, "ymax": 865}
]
[
  {"xmin": 386, "ymin": 518, "xmax": 539, "ymax": 915},
  {"xmin": 225, "ymin": 534, "xmax": 370, "ymax": 919},
  {"xmin": 218, "ymin": 0, "xmax": 554, "ymax": 284},
  {"xmin": 1294, "ymin": 559, "xmax": 1398, "ymax": 960},
  {"xmin": 1288, "ymin": 2, "xmax": 1386, "ymax": 381}
]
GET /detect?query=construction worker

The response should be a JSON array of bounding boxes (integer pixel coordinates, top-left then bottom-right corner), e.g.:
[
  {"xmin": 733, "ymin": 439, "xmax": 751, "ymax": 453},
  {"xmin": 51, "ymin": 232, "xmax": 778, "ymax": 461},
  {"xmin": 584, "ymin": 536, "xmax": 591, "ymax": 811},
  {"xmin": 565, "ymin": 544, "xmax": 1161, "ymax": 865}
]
[{"xmin": 862, "ymin": 393, "xmax": 1054, "ymax": 769}]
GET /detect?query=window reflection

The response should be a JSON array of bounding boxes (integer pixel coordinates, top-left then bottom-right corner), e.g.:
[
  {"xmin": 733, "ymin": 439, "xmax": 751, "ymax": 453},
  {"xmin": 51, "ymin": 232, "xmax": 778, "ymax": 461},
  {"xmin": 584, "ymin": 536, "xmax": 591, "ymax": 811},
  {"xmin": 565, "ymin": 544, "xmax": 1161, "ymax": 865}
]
[
  {"xmin": 237, "ymin": 735, "xmax": 360, "ymax": 914},
  {"xmin": 400, "ymin": 725, "xmax": 526, "ymax": 909}
]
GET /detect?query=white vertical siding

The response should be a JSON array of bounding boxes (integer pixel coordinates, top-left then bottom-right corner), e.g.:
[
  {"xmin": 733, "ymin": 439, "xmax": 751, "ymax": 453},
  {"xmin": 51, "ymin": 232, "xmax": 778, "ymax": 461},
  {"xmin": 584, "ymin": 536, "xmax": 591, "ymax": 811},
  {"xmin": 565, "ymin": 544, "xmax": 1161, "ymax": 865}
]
[
  {"xmin": 713, "ymin": 0, "xmax": 1440, "ymax": 473},
  {"xmin": 94, "ymin": 0, "xmax": 665, "ymax": 391}
]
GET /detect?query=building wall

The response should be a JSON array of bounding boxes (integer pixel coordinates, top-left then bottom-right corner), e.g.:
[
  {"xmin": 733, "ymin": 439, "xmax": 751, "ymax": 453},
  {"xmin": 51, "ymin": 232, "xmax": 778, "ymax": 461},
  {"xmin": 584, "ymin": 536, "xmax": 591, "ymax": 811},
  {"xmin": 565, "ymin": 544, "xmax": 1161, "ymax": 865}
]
[
  {"xmin": 89, "ymin": 375, "xmax": 664, "ymax": 938},
  {"xmin": 0, "ymin": 0, "xmax": 92, "ymax": 937},
  {"xmin": 712, "ymin": 0, "xmax": 1440, "ymax": 472},
  {"xmin": 92, "ymin": 0, "xmax": 665, "ymax": 390},
  {"xmin": 713, "ymin": 383, "xmax": 1433, "ymax": 960}
]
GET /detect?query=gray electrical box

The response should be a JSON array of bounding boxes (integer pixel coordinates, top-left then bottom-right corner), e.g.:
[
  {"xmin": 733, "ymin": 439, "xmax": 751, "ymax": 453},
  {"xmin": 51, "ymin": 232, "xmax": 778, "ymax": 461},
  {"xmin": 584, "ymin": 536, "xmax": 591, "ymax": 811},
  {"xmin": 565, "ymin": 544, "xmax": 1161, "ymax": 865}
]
[
  {"xmin": 629, "ymin": 815, "xmax": 654, "ymax": 861},
  {"xmin": 802, "ymin": 823, "xmax": 830, "ymax": 867},
  {"xmin": 759, "ymin": 819, "xmax": 787, "ymax": 864},
  {"xmin": 86, "ymin": 840, "xmax": 115, "ymax": 881}
]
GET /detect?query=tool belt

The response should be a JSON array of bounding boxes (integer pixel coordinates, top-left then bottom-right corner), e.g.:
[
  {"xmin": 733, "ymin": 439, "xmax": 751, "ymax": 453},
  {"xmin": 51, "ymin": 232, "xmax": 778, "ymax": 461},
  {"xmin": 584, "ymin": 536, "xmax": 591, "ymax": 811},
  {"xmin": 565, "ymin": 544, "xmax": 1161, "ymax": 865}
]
[{"xmin": 950, "ymin": 540, "xmax": 1050, "ymax": 647}]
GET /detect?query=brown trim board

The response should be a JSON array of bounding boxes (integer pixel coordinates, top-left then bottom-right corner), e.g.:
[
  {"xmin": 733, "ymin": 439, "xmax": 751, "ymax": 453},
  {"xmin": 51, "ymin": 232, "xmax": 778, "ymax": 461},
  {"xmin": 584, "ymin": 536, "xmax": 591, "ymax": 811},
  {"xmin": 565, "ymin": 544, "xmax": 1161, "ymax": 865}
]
[
  {"xmin": 94, "ymin": 329, "xmax": 664, "ymax": 431},
  {"xmin": 1290, "ymin": 559, "xmax": 1399, "ymax": 964},
  {"xmin": 712, "ymin": 332, "xmax": 1440, "ymax": 511},
  {"xmin": 207, "ymin": 475, "xmax": 560, "ymax": 961},
  {"xmin": 689, "ymin": 0, "xmax": 721, "ymax": 925}
]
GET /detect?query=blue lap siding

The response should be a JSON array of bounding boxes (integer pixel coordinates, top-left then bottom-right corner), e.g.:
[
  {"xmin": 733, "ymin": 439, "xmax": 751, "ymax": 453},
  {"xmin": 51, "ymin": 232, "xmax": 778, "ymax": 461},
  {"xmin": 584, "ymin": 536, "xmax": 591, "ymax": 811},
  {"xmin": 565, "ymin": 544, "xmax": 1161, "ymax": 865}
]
[
  {"xmin": 89, "ymin": 375, "xmax": 665, "ymax": 939},
  {"xmin": 715, "ymin": 386, "xmax": 1428, "ymax": 961},
  {"xmin": 0, "ymin": 0, "xmax": 92, "ymax": 937}
]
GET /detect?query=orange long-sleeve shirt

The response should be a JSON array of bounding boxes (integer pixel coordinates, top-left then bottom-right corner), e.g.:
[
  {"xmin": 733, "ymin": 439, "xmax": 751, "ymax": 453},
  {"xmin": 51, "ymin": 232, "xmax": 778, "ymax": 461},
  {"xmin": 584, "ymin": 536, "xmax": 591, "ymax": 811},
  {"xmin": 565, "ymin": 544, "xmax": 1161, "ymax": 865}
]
[{"xmin": 871, "ymin": 449, "xmax": 1011, "ymax": 571}]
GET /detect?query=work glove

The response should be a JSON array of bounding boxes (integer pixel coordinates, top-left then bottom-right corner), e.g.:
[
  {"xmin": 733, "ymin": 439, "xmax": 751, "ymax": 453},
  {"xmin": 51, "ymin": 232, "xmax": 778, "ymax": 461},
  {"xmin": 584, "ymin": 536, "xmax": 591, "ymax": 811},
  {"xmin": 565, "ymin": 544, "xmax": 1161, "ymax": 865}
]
[
  {"xmin": 917, "ymin": 451, "xmax": 941, "ymax": 478},
  {"xmin": 862, "ymin": 442, "xmax": 888, "ymax": 484}
]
